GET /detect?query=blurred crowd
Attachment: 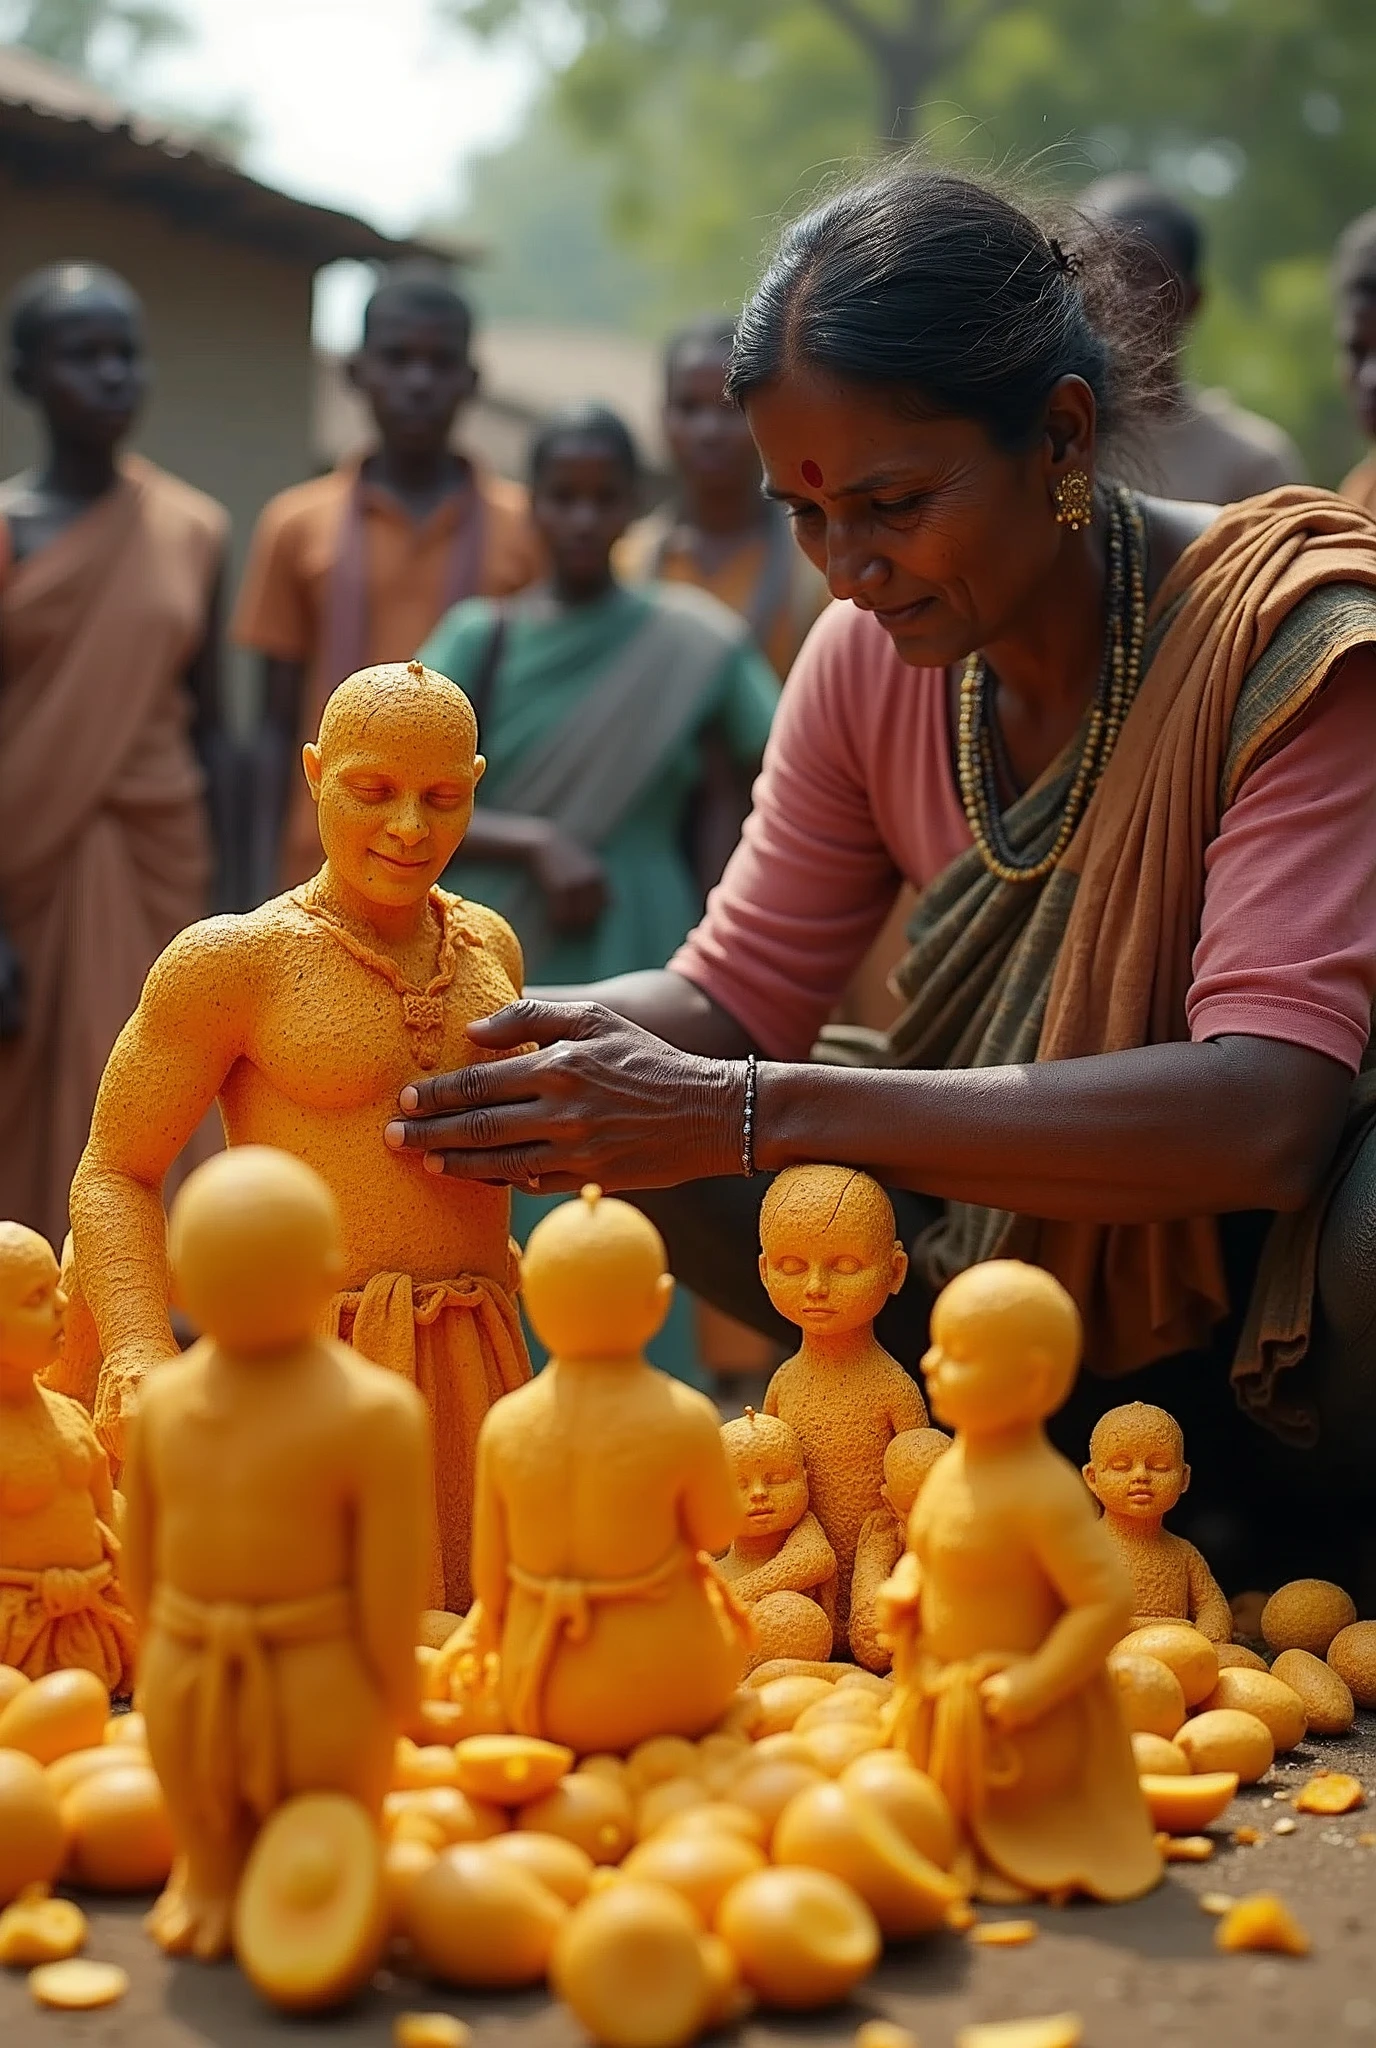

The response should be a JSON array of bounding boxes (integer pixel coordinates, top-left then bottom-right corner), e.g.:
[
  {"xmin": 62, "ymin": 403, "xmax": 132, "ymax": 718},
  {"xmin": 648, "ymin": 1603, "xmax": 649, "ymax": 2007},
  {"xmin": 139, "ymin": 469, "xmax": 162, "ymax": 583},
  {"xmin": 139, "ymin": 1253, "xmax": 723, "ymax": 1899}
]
[{"xmin": 2, "ymin": 175, "xmax": 1376, "ymax": 1386}]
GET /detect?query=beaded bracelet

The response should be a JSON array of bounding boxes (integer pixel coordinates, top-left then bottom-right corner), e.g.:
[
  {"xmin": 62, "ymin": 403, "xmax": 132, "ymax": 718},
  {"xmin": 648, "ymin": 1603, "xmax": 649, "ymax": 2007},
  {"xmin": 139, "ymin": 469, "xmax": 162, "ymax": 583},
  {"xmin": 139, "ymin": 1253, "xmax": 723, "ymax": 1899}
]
[{"xmin": 740, "ymin": 1052, "xmax": 758, "ymax": 1177}]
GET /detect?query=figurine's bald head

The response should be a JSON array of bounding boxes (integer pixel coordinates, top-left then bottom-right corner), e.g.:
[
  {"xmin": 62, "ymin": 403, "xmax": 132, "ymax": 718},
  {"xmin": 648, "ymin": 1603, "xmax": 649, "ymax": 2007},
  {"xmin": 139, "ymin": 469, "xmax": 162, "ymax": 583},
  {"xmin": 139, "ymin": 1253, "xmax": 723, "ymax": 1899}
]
[
  {"xmin": 305, "ymin": 660, "xmax": 484, "ymax": 905},
  {"xmin": 0, "ymin": 1220, "xmax": 65, "ymax": 1381},
  {"xmin": 170, "ymin": 1146, "xmax": 344, "ymax": 1353},
  {"xmin": 923, "ymin": 1261, "xmax": 1081, "ymax": 1433},
  {"xmin": 1083, "ymin": 1400, "xmax": 1189, "ymax": 1522},
  {"xmin": 758, "ymin": 1165, "xmax": 907, "ymax": 1341},
  {"xmin": 315, "ymin": 660, "xmax": 477, "ymax": 765},
  {"xmin": 1088, "ymin": 1402, "xmax": 1183, "ymax": 1468},
  {"xmin": 882, "ymin": 1426, "xmax": 950, "ymax": 1519}
]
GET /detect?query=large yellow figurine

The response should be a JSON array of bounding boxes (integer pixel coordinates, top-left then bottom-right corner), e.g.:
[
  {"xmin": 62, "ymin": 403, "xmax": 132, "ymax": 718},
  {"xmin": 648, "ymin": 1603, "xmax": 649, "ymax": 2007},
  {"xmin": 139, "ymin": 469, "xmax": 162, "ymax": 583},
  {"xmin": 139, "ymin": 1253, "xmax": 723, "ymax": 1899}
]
[
  {"xmin": 0, "ymin": 1222, "xmax": 136, "ymax": 1692},
  {"xmin": 121, "ymin": 1148, "xmax": 431, "ymax": 1960},
  {"xmin": 759, "ymin": 1166, "xmax": 927, "ymax": 1650},
  {"xmin": 71, "ymin": 661, "xmax": 530, "ymax": 1612},
  {"xmin": 881, "ymin": 1261, "xmax": 1161, "ymax": 1904},
  {"xmin": 470, "ymin": 1188, "xmax": 751, "ymax": 1753},
  {"xmin": 1082, "ymin": 1402, "xmax": 1232, "ymax": 1643},
  {"xmin": 848, "ymin": 1426, "xmax": 950, "ymax": 1676},
  {"xmin": 718, "ymin": 1408, "xmax": 837, "ymax": 1666}
]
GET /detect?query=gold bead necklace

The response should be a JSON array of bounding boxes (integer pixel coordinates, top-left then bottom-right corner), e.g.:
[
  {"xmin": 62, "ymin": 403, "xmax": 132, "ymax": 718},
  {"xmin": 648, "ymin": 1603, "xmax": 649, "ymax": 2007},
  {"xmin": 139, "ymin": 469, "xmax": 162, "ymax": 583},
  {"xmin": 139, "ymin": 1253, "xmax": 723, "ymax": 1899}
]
[{"xmin": 957, "ymin": 483, "xmax": 1147, "ymax": 886}]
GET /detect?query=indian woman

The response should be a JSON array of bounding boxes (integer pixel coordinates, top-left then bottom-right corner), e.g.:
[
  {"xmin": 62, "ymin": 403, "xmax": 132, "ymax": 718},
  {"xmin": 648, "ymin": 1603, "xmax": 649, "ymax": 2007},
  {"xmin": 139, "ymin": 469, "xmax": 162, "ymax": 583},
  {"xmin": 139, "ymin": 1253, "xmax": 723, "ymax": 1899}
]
[
  {"xmin": 390, "ymin": 169, "xmax": 1376, "ymax": 1587},
  {"xmin": 416, "ymin": 404, "xmax": 779, "ymax": 1383}
]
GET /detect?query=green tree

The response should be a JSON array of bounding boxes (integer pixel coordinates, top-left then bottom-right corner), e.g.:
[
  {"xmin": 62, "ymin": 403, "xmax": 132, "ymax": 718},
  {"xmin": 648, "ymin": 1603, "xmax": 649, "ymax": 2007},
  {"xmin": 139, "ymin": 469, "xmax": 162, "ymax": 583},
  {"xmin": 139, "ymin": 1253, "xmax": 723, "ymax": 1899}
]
[
  {"xmin": 2, "ymin": 0, "xmax": 186, "ymax": 74},
  {"xmin": 444, "ymin": 0, "xmax": 1376, "ymax": 477}
]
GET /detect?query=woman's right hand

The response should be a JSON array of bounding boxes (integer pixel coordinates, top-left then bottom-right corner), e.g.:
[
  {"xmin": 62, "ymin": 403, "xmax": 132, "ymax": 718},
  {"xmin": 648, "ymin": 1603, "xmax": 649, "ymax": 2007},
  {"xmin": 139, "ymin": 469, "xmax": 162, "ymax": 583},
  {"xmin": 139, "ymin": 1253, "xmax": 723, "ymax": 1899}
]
[
  {"xmin": 0, "ymin": 926, "xmax": 23, "ymax": 1039},
  {"xmin": 529, "ymin": 824, "xmax": 610, "ymax": 933}
]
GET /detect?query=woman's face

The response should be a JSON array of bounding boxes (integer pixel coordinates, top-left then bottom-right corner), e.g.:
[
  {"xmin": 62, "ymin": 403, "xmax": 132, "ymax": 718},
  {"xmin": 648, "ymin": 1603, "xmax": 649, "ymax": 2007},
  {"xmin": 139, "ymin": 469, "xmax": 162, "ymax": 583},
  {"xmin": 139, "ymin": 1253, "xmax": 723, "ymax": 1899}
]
[
  {"xmin": 744, "ymin": 365, "xmax": 1092, "ymax": 668},
  {"xmin": 533, "ymin": 439, "xmax": 636, "ymax": 592}
]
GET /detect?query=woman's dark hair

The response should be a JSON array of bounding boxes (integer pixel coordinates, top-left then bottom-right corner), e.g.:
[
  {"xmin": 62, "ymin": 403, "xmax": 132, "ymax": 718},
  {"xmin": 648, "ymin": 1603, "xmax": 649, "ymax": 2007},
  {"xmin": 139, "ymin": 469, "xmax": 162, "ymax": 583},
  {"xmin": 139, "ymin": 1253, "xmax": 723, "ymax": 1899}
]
[
  {"xmin": 726, "ymin": 165, "xmax": 1171, "ymax": 451},
  {"xmin": 528, "ymin": 403, "xmax": 640, "ymax": 487}
]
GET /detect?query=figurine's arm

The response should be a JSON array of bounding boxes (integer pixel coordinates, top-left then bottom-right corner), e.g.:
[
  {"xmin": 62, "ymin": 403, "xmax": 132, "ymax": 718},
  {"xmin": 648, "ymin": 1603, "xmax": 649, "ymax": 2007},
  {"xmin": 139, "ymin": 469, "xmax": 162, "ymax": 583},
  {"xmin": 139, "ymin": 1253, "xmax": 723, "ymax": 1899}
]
[
  {"xmin": 355, "ymin": 1386, "xmax": 432, "ymax": 1722},
  {"xmin": 889, "ymin": 1373, "xmax": 929, "ymax": 1435},
  {"xmin": 117, "ymin": 1402, "xmax": 156, "ymax": 1636},
  {"xmin": 69, "ymin": 922, "xmax": 250, "ymax": 1464},
  {"xmin": 1183, "ymin": 1540, "xmax": 1233, "ymax": 1643},
  {"xmin": 761, "ymin": 1368, "xmax": 783, "ymax": 1419},
  {"xmin": 470, "ymin": 1421, "xmax": 510, "ymax": 1639},
  {"xmin": 730, "ymin": 1512, "xmax": 837, "ymax": 1605},
  {"xmin": 982, "ymin": 1478, "xmax": 1134, "ymax": 1734}
]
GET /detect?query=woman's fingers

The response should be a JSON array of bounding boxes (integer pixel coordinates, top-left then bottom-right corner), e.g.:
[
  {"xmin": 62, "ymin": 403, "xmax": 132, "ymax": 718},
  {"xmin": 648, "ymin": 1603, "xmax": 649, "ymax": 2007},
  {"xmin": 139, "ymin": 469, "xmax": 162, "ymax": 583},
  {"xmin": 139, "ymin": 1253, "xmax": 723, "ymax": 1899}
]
[
  {"xmin": 395, "ymin": 1002, "xmax": 606, "ymax": 1118},
  {"xmin": 387, "ymin": 1101, "xmax": 548, "ymax": 1155}
]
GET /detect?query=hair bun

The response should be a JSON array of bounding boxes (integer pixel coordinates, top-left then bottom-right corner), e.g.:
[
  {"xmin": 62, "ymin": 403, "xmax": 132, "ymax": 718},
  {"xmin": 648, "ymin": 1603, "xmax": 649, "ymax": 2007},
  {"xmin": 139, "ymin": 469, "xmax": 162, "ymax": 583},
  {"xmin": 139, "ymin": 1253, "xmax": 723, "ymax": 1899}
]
[{"xmin": 1047, "ymin": 236, "xmax": 1084, "ymax": 279}]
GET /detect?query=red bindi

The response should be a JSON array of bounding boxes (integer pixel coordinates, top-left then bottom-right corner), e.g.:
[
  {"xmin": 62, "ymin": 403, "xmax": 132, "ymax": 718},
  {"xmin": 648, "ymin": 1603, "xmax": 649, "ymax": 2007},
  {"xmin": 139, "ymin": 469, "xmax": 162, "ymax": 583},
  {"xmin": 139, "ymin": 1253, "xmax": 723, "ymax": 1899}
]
[{"xmin": 801, "ymin": 459, "xmax": 824, "ymax": 487}]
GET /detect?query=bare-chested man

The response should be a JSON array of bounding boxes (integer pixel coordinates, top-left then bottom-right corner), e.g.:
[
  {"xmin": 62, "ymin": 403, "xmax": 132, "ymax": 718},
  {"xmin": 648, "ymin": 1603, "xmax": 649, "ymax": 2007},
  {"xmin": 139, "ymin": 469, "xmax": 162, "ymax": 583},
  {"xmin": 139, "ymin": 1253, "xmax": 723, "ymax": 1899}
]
[{"xmin": 71, "ymin": 660, "xmax": 530, "ymax": 1612}]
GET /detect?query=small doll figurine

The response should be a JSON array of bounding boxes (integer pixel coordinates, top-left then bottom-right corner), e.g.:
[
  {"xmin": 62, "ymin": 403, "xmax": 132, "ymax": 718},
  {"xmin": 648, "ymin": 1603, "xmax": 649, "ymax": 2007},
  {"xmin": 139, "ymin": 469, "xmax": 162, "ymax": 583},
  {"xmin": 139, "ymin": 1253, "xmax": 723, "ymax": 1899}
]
[
  {"xmin": 759, "ymin": 1165, "xmax": 927, "ymax": 1643},
  {"xmin": 470, "ymin": 1188, "xmax": 751, "ymax": 1754},
  {"xmin": 1082, "ymin": 1402, "xmax": 1232, "ymax": 1642},
  {"xmin": 718, "ymin": 1408, "xmax": 838, "ymax": 1667},
  {"xmin": 880, "ymin": 1261, "xmax": 1160, "ymax": 1904},
  {"xmin": 848, "ymin": 1426, "xmax": 950, "ymax": 1673},
  {"xmin": 122, "ymin": 1148, "xmax": 431, "ymax": 1960},
  {"xmin": 0, "ymin": 1221, "xmax": 136, "ymax": 1694}
]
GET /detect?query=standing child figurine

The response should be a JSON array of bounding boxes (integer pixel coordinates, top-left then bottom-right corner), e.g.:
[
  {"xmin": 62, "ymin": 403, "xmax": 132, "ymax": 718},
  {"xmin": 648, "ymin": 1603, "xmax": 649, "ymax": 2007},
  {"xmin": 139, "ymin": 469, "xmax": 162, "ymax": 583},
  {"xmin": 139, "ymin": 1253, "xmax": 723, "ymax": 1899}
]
[
  {"xmin": 0, "ymin": 1222, "xmax": 136, "ymax": 1692},
  {"xmin": 121, "ymin": 1148, "xmax": 431, "ymax": 1961},
  {"xmin": 470, "ymin": 1188, "xmax": 751, "ymax": 1754},
  {"xmin": 759, "ymin": 1166, "xmax": 927, "ymax": 1648},
  {"xmin": 848, "ymin": 1427, "xmax": 950, "ymax": 1675},
  {"xmin": 1082, "ymin": 1402, "xmax": 1232, "ymax": 1642},
  {"xmin": 718, "ymin": 1408, "xmax": 837, "ymax": 1667},
  {"xmin": 880, "ymin": 1261, "xmax": 1161, "ymax": 1904}
]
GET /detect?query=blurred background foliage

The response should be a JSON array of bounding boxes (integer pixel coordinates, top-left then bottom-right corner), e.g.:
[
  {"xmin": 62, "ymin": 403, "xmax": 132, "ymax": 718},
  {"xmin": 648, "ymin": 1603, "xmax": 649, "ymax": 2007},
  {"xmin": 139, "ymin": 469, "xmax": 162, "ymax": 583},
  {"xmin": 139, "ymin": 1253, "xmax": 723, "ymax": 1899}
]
[{"xmin": 442, "ymin": 0, "xmax": 1376, "ymax": 481}]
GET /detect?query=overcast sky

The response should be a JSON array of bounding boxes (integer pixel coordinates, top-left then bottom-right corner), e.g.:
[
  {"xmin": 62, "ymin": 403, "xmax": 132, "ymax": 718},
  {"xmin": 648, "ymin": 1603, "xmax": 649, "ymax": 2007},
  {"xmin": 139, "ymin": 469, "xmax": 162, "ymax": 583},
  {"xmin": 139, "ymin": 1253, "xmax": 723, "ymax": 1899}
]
[
  {"xmin": 143, "ymin": 0, "xmax": 538, "ymax": 230},
  {"xmin": 136, "ymin": 0, "xmax": 543, "ymax": 345}
]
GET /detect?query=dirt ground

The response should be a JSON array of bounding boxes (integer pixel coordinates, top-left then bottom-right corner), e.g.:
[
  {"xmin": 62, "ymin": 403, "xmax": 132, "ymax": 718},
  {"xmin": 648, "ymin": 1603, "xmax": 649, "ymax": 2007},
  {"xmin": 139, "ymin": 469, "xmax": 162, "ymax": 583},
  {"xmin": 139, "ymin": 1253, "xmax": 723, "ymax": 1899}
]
[{"xmin": 4, "ymin": 1717, "xmax": 1374, "ymax": 2048}]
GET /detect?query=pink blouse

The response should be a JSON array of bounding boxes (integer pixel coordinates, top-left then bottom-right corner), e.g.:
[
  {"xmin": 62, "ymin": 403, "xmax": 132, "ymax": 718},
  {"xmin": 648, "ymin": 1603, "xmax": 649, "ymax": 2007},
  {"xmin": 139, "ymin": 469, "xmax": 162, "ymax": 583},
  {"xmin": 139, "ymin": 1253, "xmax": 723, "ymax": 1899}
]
[{"xmin": 673, "ymin": 600, "xmax": 1376, "ymax": 1071}]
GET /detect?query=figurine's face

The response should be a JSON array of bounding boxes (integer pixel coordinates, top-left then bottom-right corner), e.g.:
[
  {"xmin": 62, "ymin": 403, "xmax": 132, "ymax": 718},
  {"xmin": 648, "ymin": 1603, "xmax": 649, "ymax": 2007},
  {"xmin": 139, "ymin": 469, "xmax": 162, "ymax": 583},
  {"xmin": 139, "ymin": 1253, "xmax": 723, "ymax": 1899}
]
[
  {"xmin": 1083, "ymin": 1434, "xmax": 1189, "ymax": 1521},
  {"xmin": 305, "ymin": 700, "xmax": 484, "ymax": 909},
  {"xmin": 730, "ymin": 1444, "xmax": 809, "ymax": 1537},
  {"xmin": 758, "ymin": 1212, "xmax": 906, "ymax": 1338},
  {"xmin": 0, "ymin": 1239, "xmax": 66, "ymax": 1381},
  {"xmin": 922, "ymin": 1310, "xmax": 1045, "ymax": 1435}
]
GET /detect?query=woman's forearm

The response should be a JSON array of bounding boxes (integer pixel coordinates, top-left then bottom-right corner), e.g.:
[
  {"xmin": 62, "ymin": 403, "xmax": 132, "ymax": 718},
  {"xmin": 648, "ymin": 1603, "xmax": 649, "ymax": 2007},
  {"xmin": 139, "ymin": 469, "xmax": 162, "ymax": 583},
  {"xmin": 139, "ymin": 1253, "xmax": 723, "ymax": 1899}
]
[
  {"xmin": 756, "ymin": 1035, "xmax": 1350, "ymax": 1223},
  {"xmin": 531, "ymin": 968, "xmax": 758, "ymax": 1061}
]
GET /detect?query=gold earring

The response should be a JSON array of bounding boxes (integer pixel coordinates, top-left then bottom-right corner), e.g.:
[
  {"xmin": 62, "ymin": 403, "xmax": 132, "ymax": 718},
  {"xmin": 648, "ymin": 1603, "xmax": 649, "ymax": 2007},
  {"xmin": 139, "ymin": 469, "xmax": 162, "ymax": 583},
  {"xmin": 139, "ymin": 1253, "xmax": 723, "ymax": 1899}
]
[{"xmin": 1053, "ymin": 468, "xmax": 1094, "ymax": 531}]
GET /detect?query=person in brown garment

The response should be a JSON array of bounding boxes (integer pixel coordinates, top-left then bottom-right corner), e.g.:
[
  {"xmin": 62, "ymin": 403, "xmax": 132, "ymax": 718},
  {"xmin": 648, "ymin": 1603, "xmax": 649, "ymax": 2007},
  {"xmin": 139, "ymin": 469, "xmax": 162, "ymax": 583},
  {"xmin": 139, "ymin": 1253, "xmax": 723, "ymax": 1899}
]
[
  {"xmin": 0, "ymin": 263, "xmax": 229, "ymax": 1253},
  {"xmin": 234, "ymin": 271, "xmax": 542, "ymax": 890},
  {"xmin": 1079, "ymin": 177, "xmax": 1304, "ymax": 504}
]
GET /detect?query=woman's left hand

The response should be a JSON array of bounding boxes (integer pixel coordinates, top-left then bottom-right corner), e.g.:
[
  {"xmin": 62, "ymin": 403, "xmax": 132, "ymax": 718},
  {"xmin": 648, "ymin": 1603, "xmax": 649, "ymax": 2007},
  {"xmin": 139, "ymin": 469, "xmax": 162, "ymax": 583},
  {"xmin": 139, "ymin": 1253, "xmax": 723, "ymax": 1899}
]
[{"xmin": 384, "ymin": 999, "xmax": 745, "ymax": 1193}]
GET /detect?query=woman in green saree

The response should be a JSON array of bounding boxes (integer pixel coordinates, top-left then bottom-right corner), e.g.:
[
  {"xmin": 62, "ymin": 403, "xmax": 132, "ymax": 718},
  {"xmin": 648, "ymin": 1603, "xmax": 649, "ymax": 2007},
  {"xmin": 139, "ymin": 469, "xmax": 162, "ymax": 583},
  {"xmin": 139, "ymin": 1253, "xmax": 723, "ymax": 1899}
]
[{"xmin": 417, "ymin": 406, "xmax": 779, "ymax": 1381}]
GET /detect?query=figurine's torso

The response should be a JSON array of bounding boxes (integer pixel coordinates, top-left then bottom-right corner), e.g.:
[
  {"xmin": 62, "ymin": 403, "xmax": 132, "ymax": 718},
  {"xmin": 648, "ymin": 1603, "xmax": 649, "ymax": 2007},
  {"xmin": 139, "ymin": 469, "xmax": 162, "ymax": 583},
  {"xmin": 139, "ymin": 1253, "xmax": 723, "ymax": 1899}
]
[
  {"xmin": 912, "ymin": 1443, "xmax": 1079, "ymax": 1662},
  {"xmin": 140, "ymin": 1338, "xmax": 399, "ymax": 1607},
  {"xmin": 766, "ymin": 1351, "xmax": 924, "ymax": 1569},
  {"xmin": 0, "ymin": 1388, "xmax": 106, "ymax": 1571},
  {"xmin": 215, "ymin": 892, "xmax": 521, "ymax": 1289}
]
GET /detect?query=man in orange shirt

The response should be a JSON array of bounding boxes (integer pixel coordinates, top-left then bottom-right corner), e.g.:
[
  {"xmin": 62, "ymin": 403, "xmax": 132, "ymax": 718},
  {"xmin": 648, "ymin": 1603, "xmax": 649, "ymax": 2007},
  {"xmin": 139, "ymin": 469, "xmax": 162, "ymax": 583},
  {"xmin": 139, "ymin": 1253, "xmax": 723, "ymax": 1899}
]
[
  {"xmin": 234, "ymin": 272, "xmax": 542, "ymax": 886},
  {"xmin": 619, "ymin": 317, "xmax": 827, "ymax": 682}
]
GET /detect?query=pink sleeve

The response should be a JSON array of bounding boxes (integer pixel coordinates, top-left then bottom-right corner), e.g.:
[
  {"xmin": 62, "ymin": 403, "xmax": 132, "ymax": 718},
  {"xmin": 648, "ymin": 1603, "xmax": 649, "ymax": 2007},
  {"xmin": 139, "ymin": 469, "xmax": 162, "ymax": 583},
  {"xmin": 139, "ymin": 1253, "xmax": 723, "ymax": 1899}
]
[
  {"xmin": 671, "ymin": 604, "xmax": 905, "ymax": 1059},
  {"xmin": 1187, "ymin": 646, "xmax": 1376, "ymax": 1073}
]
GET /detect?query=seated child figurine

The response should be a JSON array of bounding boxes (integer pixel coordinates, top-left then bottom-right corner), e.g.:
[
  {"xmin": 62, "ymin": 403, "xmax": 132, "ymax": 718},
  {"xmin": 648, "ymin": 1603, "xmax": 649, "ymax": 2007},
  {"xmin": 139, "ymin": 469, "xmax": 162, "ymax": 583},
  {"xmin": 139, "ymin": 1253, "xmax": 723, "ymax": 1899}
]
[
  {"xmin": 880, "ymin": 1261, "xmax": 1161, "ymax": 1904},
  {"xmin": 1082, "ymin": 1402, "xmax": 1231, "ymax": 1643},
  {"xmin": 848, "ymin": 1426, "xmax": 950, "ymax": 1675},
  {"xmin": 0, "ymin": 1223, "xmax": 136, "ymax": 1693},
  {"xmin": 470, "ymin": 1187, "xmax": 751, "ymax": 1754},
  {"xmin": 760, "ymin": 1166, "xmax": 927, "ymax": 1646},
  {"xmin": 718, "ymin": 1408, "xmax": 837, "ymax": 1668},
  {"xmin": 121, "ymin": 1147, "xmax": 431, "ymax": 1961}
]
